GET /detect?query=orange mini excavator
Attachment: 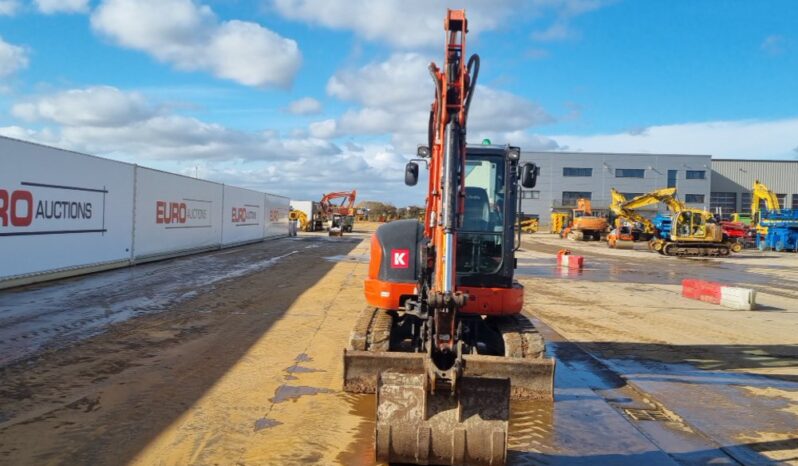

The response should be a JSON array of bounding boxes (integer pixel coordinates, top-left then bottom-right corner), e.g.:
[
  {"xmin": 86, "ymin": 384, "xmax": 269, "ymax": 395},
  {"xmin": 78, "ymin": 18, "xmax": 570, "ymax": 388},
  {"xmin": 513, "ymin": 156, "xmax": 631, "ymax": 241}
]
[{"xmin": 343, "ymin": 10, "xmax": 554, "ymax": 466}]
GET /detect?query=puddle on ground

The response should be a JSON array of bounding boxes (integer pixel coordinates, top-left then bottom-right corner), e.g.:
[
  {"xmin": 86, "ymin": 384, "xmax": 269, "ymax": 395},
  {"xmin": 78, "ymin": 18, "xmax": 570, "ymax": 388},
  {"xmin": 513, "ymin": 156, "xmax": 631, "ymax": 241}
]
[
  {"xmin": 286, "ymin": 365, "xmax": 323, "ymax": 374},
  {"xmin": 337, "ymin": 392, "xmax": 378, "ymax": 466},
  {"xmin": 253, "ymin": 417, "xmax": 282, "ymax": 431},
  {"xmin": 295, "ymin": 353, "xmax": 312, "ymax": 363},
  {"xmin": 283, "ymin": 362, "xmax": 324, "ymax": 381},
  {"xmin": 269, "ymin": 385, "xmax": 334, "ymax": 404}
]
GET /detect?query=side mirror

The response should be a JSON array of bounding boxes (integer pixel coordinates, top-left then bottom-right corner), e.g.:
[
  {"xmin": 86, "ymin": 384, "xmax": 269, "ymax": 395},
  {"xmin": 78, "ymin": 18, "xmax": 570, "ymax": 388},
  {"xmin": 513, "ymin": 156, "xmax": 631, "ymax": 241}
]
[
  {"xmin": 521, "ymin": 163, "xmax": 538, "ymax": 188},
  {"xmin": 405, "ymin": 161, "xmax": 419, "ymax": 186}
]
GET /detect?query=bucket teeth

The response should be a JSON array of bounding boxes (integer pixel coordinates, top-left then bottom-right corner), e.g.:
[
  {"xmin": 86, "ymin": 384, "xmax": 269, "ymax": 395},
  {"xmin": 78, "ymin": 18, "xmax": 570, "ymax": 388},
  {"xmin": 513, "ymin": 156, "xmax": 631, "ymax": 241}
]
[{"xmin": 376, "ymin": 371, "xmax": 509, "ymax": 466}]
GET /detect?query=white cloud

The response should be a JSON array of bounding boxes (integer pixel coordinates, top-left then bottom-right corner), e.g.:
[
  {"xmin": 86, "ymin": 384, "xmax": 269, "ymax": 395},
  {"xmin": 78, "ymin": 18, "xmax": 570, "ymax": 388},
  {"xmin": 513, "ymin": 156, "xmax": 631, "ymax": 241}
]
[
  {"xmin": 286, "ymin": 96, "xmax": 322, "ymax": 115},
  {"xmin": 35, "ymin": 0, "xmax": 89, "ymax": 14},
  {"xmin": 5, "ymin": 86, "xmax": 340, "ymax": 162},
  {"xmin": 469, "ymin": 85, "xmax": 553, "ymax": 132},
  {"xmin": 531, "ymin": 21, "xmax": 574, "ymax": 42},
  {"xmin": 0, "ymin": 0, "xmax": 20, "ymax": 15},
  {"xmin": 12, "ymin": 86, "xmax": 157, "ymax": 126},
  {"xmin": 549, "ymin": 118, "xmax": 798, "ymax": 159},
  {"xmin": 323, "ymin": 53, "xmax": 552, "ymax": 151},
  {"xmin": 761, "ymin": 34, "xmax": 786, "ymax": 56},
  {"xmin": 0, "ymin": 36, "xmax": 28, "ymax": 77},
  {"xmin": 472, "ymin": 130, "xmax": 561, "ymax": 152},
  {"xmin": 189, "ymin": 142, "xmax": 421, "ymax": 204},
  {"xmin": 308, "ymin": 118, "xmax": 336, "ymax": 138},
  {"xmin": 327, "ymin": 52, "xmax": 430, "ymax": 110},
  {"xmin": 91, "ymin": 0, "xmax": 301, "ymax": 88},
  {"xmin": 270, "ymin": 0, "xmax": 609, "ymax": 48}
]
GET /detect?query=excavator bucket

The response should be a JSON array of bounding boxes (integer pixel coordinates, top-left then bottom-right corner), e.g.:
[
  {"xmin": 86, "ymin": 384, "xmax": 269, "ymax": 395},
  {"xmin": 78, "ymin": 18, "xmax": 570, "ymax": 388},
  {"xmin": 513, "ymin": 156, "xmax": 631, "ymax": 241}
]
[
  {"xmin": 376, "ymin": 371, "xmax": 509, "ymax": 465},
  {"xmin": 343, "ymin": 350, "xmax": 554, "ymax": 465}
]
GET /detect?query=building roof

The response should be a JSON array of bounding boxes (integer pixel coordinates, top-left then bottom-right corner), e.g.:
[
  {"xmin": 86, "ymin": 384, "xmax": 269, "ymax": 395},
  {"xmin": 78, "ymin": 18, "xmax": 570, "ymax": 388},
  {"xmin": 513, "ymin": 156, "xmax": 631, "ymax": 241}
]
[
  {"xmin": 523, "ymin": 150, "xmax": 711, "ymax": 158},
  {"xmin": 712, "ymin": 159, "xmax": 798, "ymax": 163}
]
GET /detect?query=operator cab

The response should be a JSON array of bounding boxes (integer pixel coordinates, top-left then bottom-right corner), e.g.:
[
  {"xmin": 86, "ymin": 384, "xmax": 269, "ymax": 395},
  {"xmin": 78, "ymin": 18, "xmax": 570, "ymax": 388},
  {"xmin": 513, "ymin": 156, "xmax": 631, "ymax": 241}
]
[{"xmin": 405, "ymin": 144, "xmax": 537, "ymax": 288}]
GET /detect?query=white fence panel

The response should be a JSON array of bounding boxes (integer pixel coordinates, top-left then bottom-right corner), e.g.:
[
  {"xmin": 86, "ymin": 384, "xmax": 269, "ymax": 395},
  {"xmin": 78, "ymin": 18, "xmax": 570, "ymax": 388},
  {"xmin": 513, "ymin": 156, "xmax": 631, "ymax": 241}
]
[
  {"xmin": 222, "ymin": 185, "xmax": 265, "ymax": 246},
  {"xmin": 265, "ymin": 193, "xmax": 290, "ymax": 238},
  {"xmin": 133, "ymin": 167, "xmax": 223, "ymax": 259},
  {"xmin": 0, "ymin": 137, "xmax": 135, "ymax": 281}
]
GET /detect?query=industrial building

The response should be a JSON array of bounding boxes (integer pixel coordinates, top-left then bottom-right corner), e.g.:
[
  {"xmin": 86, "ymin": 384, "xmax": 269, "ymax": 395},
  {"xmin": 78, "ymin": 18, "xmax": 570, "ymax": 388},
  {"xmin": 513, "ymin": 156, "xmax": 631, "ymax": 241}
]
[
  {"xmin": 710, "ymin": 159, "xmax": 798, "ymax": 217},
  {"xmin": 519, "ymin": 151, "xmax": 713, "ymax": 220},
  {"xmin": 519, "ymin": 151, "xmax": 798, "ymax": 223}
]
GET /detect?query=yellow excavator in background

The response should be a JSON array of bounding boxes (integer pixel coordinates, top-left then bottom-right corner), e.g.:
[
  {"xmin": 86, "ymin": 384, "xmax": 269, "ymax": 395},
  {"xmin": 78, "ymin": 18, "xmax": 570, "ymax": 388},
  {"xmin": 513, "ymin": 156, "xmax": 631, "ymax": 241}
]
[
  {"xmin": 562, "ymin": 198, "xmax": 608, "ymax": 241},
  {"xmin": 612, "ymin": 188, "xmax": 740, "ymax": 255},
  {"xmin": 751, "ymin": 179, "xmax": 782, "ymax": 236},
  {"xmin": 288, "ymin": 210, "xmax": 309, "ymax": 232},
  {"xmin": 607, "ymin": 188, "xmax": 660, "ymax": 248}
]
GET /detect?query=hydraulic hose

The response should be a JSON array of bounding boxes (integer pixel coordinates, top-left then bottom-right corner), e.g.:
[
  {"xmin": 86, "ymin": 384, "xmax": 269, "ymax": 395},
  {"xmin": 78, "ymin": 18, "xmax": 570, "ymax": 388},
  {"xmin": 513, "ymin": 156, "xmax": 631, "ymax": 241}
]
[{"xmin": 463, "ymin": 53, "xmax": 480, "ymax": 127}]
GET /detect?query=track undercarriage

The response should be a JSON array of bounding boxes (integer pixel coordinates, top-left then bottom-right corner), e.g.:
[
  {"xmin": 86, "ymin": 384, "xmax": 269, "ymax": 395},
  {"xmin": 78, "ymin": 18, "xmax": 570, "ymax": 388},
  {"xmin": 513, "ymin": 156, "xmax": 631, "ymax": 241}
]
[
  {"xmin": 649, "ymin": 239, "xmax": 732, "ymax": 256},
  {"xmin": 344, "ymin": 307, "xmax": 554, "ymax": 465}
]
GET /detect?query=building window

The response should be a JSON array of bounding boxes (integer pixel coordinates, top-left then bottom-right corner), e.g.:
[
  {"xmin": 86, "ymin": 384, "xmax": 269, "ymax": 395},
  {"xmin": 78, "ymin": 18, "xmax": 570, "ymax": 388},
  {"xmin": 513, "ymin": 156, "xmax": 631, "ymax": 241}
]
[
  {"xmin": 685, "ymin": 194, "xmax": 705, "ymax": 204},
  {"xmin": 776, "ymin": 194, "xmax": 787, "ymax": 209},
  {"xmin": 686, "ymin": 170, "xmax": 706, "ymax": 180},
  {"xmin": 563, "ymin": 167, "xmax": 592, "ymax": 177},
  {"xmin": 793, "ymin": 195, "xmax": 798, "ymax": 209},
  {"xmin": 710, "ymin": 192, "xmax": 736, "ymax": 218},
  {"xmin": 667, "ymin": 169, "xmax": 677, "ymax": 188},
  {"xmin": 615, "ymin": 168, "xmax": 645, "ymax": 178},
  {"xmin": 621, "ymin": 193, "xmax": 643, "ymax": 200},
  {"xmin": 521, "ymin": 190, "xmax": 540, "ymax": 200},
  {"xmin": 741, "ymin": 192, "xmax": 752, "ymax": 213},
  {"xmin": 562, "ymin": 191, "xmax": 591, "ymax": 207}
]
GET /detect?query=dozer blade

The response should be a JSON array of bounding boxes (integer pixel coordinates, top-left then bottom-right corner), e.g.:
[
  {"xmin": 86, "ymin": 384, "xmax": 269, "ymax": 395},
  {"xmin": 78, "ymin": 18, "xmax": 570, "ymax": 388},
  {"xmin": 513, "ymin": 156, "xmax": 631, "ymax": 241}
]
[
  {"xmin": 376, "ymin": 371, "xmax": 509, "ymax": 466},
  {"xmin": 343, "ymin": 350, "xmax": 555, "ymax": 400}
]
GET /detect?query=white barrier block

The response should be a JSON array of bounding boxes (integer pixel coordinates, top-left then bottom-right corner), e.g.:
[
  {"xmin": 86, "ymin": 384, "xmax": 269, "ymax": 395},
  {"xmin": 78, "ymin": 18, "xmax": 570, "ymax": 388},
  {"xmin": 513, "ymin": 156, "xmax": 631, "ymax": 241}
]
[{"xmin": 720, "ymin": 287, "xmax": 757, "ymax": 311}]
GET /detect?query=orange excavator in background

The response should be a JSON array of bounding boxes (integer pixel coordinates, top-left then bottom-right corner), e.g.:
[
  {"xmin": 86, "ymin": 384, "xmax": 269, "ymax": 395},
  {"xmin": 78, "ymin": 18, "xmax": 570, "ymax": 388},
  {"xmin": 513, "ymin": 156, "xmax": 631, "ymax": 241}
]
[
  {"xmin": 342, "ymin": 10, "xmax": 554, "ymax": 465},
  {"xmin": 561, "ymin": 198, "xmax": 609, "ymax": 241},
  {"xmin": 319, "ymin": 190, "xmax": 356, "ymax": 235}
]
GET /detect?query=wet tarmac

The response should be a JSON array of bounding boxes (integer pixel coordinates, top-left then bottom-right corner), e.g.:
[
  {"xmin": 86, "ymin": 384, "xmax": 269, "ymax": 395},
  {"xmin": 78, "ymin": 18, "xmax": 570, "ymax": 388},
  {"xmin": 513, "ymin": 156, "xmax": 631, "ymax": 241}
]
[
  {"xmin": 1, "ymin": 230, "xmax": 796, "ymax": 465},
  {"xmin": 518, "ymin": 238, "xmax": 798, "ymax": 300},
  {"xmin": 0, "ymin": 236, "xmax": 357, "ymax": 368}
]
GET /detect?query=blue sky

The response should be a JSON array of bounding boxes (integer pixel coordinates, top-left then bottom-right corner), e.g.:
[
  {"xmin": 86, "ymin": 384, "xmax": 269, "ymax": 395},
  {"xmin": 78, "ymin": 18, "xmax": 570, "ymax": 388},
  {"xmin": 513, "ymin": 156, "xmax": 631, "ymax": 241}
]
[{"xmin": 1, "ymin": 0, "xmax": 796, "ymax": 204}]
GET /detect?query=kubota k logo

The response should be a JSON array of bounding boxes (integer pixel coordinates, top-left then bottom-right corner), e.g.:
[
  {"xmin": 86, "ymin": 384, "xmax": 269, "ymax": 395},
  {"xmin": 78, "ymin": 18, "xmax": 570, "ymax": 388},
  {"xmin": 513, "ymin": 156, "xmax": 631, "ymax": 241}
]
[{"xmin": 391, "ymin": 249, "xmax": 409, "ymax": 268}]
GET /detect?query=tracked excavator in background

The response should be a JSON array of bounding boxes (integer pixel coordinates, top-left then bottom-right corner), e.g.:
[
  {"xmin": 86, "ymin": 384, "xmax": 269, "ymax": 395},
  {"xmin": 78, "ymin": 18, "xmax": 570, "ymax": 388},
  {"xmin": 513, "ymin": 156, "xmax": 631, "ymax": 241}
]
[
  {"xmin": 319, "ymin": 190, "xmax": 357, "ymax": 235},
  {"xmin": 561, "ymin": 198, "xmax": 608, "ymax": 241},
  {"xmin": 613, "ymin": 187, "xmax": 741, "ymax": 256},
  {"xmin": 342, "ymin": 10, "xmax": 554, "ymax": 465}
]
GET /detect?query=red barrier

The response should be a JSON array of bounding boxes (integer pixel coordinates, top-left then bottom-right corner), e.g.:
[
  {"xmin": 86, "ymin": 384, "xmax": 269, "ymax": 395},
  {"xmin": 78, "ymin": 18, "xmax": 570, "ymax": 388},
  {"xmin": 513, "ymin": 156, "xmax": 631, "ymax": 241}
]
[
  {"xmin": 556, "ymin": 250, "xmax": 584, "ymax": 270},
  {"xmin": 682, "ymin": 279, "xmax": 722, "ymax": 304}
]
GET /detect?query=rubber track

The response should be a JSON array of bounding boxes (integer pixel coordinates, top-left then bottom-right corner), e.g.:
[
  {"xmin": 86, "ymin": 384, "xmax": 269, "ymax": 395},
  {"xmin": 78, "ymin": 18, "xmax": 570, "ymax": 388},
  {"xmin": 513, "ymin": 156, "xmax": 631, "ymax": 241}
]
[
  {"xmin": 662, "ymin": 243, "xmax": 730, "ymax": 257},
  {"xmin": 348, "ymin": 307, "xmax": 392, "ymax": 352},
  {"xmin": 494, "ymin": 315, "xmax": 545, "ymax": 359},
  {"xmin": 348, "ymin": 306, "xmax": 375, "ymax": 351}
]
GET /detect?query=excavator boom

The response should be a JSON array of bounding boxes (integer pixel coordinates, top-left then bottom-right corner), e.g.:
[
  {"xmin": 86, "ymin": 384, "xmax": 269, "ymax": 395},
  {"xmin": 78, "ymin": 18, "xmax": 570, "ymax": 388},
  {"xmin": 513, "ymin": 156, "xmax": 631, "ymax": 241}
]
[
  {"xmin": 752, "ymin": 180, "xmax": 781, "ymax": 215},
  {"xmin": 319, "ymin": 190, "xmax": 357, "ymax": 215},
  {"xmin": 609, "ymin": 188, "xmax": 676, "ymax": 234}
]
